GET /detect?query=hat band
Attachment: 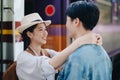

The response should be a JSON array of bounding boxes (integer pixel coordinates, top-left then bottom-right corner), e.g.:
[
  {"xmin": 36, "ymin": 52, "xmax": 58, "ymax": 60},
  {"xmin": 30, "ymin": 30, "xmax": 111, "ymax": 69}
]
[
  {"xmin": 32, "ymin": 19, "xmax": 42, "ymax": 22},
  {"xmin": 31, "ymin": 19, "xmax": 47, "ymax": 27}
]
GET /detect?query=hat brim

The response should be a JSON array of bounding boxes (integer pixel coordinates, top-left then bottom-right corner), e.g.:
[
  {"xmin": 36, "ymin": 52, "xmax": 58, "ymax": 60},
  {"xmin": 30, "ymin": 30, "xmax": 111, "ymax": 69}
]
[{"xmin": 16, "ymin": 20, "xmax": 51, "ymax": 33}]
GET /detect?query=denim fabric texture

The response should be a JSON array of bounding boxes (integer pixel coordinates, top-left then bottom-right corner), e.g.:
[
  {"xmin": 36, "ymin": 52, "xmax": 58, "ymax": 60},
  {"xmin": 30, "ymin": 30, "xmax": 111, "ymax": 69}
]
[{"xmin": 57, "ymin": 44, "xmax": 112, "ymax": 80}]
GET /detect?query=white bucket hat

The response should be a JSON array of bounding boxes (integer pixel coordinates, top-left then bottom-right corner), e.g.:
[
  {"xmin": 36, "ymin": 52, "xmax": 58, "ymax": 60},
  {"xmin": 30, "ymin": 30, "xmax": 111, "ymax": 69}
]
[{"xmin": 16, "ymin": 13, "xmax": 51, "ymax": 33}]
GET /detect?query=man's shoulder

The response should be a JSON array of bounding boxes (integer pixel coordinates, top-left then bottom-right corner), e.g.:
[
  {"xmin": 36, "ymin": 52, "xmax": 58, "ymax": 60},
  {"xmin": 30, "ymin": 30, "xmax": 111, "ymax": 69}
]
[
  {"xmin": 70, "ymin": 44, "xmax": 107, "ymax": 60},
  {"xmin": 67, "ymin": 44, "xmax": 110, "ymax": 67},
  {"xmin": 79, "ymin": 44, "xmax": 102, "ymax": 49},
  {"xmin": 73, "ymin": 44, "xmax": 103, "ymax": 54}
]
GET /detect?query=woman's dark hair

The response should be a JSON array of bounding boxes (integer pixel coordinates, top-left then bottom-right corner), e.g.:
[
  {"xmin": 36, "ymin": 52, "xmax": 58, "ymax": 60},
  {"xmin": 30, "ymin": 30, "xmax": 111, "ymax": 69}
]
[
  {"xmin": 21, "ymin": 24, "xmax": 37, "ymax": 50},
  {"xmin": 66, "ymin": 1, "xmax": 100, "ymax": 30}
]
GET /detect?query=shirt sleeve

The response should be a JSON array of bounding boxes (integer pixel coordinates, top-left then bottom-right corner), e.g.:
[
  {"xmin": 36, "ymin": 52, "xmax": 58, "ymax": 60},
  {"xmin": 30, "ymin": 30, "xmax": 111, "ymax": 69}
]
[
  {"xmin": 37, "ymin": 56, "xmax": 56, "ymax": 77},
  {"xmin": 45, "ymin": 49, "xmax": 58, "ymax": 58}
]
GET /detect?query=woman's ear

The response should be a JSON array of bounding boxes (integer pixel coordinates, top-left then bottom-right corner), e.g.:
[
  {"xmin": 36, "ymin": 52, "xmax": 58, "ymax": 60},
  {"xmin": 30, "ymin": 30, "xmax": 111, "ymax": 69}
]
[{"xmin": 26, "ymin": 31, "xmax": 33, "ymax": 38}]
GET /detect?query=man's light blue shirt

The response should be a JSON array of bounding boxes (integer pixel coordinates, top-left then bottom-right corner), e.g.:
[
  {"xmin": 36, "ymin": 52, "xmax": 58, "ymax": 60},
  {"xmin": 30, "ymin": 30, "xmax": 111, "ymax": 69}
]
[{"xmin": 57, "ymin": 44, "xmax": 112, "ymax": 80}]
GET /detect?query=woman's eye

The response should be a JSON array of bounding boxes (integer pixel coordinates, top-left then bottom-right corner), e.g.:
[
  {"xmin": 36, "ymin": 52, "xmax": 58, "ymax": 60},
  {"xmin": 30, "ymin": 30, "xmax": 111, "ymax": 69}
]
[
  {"xmin": 39, "ymin": 28, "xmax": 47, "ymax": 31},
  {"xmin": 39, "ymin": 29, "xmax": 42, "ymax": 31},
  {"xmin": 38, "ymin": 28, "xmax": 42, "ymax": 31}
]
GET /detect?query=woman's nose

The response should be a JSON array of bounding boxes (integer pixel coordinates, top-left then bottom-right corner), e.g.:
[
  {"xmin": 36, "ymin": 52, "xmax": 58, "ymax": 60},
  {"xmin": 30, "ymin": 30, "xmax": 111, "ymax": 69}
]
[{"xmin": 44, "ymin": 30, "xmax": 48, "ymax": 35}]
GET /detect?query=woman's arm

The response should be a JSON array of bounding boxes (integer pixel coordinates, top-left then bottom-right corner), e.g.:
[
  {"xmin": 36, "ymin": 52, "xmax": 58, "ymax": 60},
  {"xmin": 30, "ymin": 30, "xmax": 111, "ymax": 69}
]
[{"xmin": 49, "ymin": 32, "xmax": 102, "ymax": 69}]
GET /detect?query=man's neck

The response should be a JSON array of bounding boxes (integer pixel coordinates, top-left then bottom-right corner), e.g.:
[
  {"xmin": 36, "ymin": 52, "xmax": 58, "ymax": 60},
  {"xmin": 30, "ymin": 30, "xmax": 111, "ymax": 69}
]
[{"xmin": 74, "ymin": 30, "xmax": 91, "ymax": 40}]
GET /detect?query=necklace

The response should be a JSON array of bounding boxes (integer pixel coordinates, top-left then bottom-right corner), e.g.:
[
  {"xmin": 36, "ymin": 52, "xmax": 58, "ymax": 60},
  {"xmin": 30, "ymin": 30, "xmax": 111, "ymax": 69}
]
[{"xmin": 28, "ymin": 46, "xmax": 42, "ymax": 56}]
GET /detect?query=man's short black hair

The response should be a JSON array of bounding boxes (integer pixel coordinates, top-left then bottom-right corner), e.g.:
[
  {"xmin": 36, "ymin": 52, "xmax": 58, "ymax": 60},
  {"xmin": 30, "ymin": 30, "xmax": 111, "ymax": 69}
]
[
  {"xmin": 66, "ymin": 1, "xmax": 100, "ymax": 30},
  {"xmin": 70, "ymin": 0, "xmax": 94, "ymax": 3}
]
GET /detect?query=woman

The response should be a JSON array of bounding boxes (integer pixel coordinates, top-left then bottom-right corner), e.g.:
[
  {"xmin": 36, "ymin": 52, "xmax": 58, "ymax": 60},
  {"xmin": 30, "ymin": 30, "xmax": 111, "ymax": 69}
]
[{"xmin": 16, "ymin": 13, "xmax": 102, "ymax": 80}]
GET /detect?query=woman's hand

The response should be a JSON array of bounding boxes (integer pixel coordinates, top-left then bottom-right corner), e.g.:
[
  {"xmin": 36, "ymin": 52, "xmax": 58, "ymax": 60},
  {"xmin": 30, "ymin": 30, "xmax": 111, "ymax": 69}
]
[{"xmin": 75, "ymin": 32, "xmax": 102, "ymax": 46}]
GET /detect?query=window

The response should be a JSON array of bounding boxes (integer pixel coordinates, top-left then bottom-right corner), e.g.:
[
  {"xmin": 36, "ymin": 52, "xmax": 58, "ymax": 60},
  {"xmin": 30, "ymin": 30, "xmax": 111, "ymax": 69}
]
[{"xmin": 96, "ymin": 0, "xmax": 120, "ymax": 24}]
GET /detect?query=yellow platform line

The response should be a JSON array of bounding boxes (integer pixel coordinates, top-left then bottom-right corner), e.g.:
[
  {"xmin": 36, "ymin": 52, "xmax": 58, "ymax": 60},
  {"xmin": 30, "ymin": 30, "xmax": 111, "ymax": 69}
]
[{"xmin": 0, "ymin": 30, "xmax": 13, "ymax": 35}]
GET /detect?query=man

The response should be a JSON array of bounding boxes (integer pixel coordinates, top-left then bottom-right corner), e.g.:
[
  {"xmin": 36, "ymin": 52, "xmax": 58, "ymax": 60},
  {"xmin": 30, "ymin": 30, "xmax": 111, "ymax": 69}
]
[{"xmin": 57, "ymin": 1, "xmax": 112, "ymax": 80}]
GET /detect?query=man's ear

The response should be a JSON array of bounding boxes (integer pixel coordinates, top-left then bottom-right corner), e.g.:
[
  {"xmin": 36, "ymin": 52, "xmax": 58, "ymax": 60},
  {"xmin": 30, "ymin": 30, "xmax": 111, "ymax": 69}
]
[
  {"xmin": 26, "ymin": 31, "xmax": 33, "ymax": 38},
  {"xmin": 74, "ymin": 18, "xmax": 81, "ymax": 26}
]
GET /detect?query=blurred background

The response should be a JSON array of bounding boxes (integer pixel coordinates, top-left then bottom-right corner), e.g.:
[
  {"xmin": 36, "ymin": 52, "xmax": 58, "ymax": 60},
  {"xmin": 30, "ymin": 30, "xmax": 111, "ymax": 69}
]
[{"xmin": 0, "ymin": 0, "xmax": 120, "ymax": 80}]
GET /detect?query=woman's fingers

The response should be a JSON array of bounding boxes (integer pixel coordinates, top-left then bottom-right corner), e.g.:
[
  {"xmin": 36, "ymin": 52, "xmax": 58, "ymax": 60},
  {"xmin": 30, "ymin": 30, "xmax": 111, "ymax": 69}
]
[
  {"xmin": 75, "ymin": 32, "xmax": 103, "ymax": 45},
  {"xmin": 94, "ymin": 33, "xmax": 103, "ymax": 45}
]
